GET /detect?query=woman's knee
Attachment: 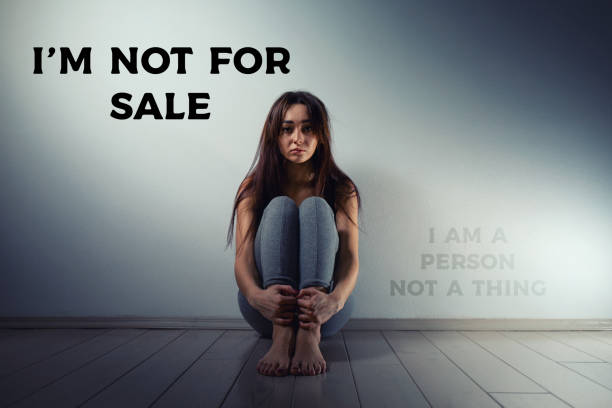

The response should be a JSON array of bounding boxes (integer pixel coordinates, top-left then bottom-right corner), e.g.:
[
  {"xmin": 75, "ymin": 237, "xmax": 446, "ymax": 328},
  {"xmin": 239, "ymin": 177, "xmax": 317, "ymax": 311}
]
[
  {"xmin": 259, "ymin": 196, "xmax": 299, "ymax": 238},
  {"xmin": 266, "ymin": 195, "xmax": 298, "ymax": 212},
  {"xmin": 299, "ymin": 196, "xmax": 332, "ymax": 213},
  {"xmin": 299, "ymin": 196, "xmax": 335, "ymax": 227}
]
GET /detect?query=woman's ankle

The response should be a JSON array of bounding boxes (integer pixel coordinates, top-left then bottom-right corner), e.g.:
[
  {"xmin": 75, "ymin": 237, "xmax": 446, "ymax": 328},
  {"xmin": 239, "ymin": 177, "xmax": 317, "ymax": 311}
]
[
  {"xmin": 297, "ymin": 323, "xmax": 321, "ymax": 344},
  {"xmin": 272, "ymin": 323, "xmax": 296, "ymax": 341}
]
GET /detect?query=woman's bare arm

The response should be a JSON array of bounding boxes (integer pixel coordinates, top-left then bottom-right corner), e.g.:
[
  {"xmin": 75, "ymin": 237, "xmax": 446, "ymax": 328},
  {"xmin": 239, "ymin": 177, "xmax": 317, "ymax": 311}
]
[
  {"xmin": 234, "ymin": 179, "xmax": 263, "ymax": 306},
  {"xmin": 329, "ymin": 191, "xmax": 359, "ymax": 311}
]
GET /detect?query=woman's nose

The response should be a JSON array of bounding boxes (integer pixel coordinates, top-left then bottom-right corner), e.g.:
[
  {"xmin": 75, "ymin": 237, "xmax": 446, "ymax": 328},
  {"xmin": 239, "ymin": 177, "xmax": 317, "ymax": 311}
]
[{"xmin": 292, "ymin": 129, "xmax": 303, "ymax": 143}]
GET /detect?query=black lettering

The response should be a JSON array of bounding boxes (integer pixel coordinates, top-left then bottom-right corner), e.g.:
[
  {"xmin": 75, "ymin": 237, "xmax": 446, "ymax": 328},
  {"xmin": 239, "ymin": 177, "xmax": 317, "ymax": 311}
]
[
  {"xmin": 265, "ymin": 47, "xmax": 290, "ymax": 74},
  {"xmin": 170, "ymin": 47, "xmax": 192, "ymax": 74},
  {"xmin": 141, "ymin": 47, "xmax": 170, "ymax": 74},
  {"xmin": 188, "ymin": 93, "xmax": 210, "ymax": 119},
  {"xmin": 210, "ymin": 47, "xmax": 232, "ymax": 74},
  {"xmin": 33, "ymin": 47, "xmax": 43, "ymax": 74},
  {"xmin": 165, "ymin": 93, "xmax": 185, "ymax": 119},
  {"xmin": 134, "ymin": 93, "xmax": 163, "ymax": 119},
  {"xmin": 111, "ymin": 47, "xmax": 138, "ymax": 74},
  {"xmin": 234, "ymin": 47, "xmax": 262, "ymax": 74},
  {"xmin": 110, "ymin": 92, "xmax": 133, "ymax": 119},
  {"xmin": 60, "ymin": 47, "xmax": 91, "ymax": 74}
]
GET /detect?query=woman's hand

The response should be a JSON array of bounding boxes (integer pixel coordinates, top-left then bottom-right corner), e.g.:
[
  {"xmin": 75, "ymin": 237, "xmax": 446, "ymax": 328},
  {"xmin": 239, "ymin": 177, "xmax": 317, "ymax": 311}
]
[
  {"xmin": 296, "ymin": 287, "xmax": 340, "ymax": 330},
  {"xmin": 252, "ymin": 284, "xmax": 298, "ymax": 326}
]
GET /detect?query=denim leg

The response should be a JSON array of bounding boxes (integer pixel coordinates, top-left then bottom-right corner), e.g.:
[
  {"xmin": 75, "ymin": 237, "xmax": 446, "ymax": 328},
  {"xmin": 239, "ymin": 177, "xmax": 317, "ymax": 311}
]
[
  {"xmin": 298, "ymin": 196, "xmax": 339, "ymax": 291},
  {"xmin": 237, "ymin": 195, "xmax": 353, "ymax": 339},
  {"xmin": 255, "ymin": 196, "xmax": 299, "ymax": 289},
  {"xmin": 298, "ymin": 196, "xmax": 352, "ymax": 338},
  {"xmin": 237, "ymin": 195, "xmax": 299, "ymax": 338}
]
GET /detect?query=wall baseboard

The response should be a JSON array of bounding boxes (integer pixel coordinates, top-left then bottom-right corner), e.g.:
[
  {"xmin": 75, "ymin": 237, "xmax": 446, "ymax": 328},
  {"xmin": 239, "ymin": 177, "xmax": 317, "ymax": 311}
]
[{"xmin": 0, "ymin": 317, "xmax": 611, "ymax": 330}]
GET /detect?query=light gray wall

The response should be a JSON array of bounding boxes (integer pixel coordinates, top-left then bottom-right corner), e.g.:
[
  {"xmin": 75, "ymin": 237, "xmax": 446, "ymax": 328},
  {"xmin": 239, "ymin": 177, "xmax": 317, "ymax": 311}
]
[{"xmin": 1, "ymin": 0, "xmax": 611, "ymax": 318}]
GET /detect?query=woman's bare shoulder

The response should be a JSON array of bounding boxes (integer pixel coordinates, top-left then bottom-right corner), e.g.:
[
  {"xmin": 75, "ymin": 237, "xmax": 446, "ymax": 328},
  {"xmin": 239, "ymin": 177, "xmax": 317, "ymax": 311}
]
[
  {"xmin": 237, "ymin": 175, "xmax": 255, "ymax": 212},
  {"xmin": 238, "ymin": 175, "xmax": 254, "ymax": 195},
  {"xmin": 336, "ymin": 179, "xmax": 357, "ymax": 202}
]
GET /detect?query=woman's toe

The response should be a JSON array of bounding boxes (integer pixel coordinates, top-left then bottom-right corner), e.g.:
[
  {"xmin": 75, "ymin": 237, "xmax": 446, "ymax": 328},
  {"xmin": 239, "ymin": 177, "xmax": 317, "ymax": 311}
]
[{"xmin": 276, "ymin": 364, "xmax": 287, "ymax": 376}]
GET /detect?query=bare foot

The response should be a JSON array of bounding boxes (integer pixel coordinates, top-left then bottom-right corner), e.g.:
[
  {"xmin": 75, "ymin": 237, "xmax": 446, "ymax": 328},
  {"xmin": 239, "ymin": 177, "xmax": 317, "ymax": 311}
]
[
  {"xmin": 257, "ymin": 323, "xmax": 296, "ymax": 376},
  {"xmin": 290, "ymin": 325, "xmax": 326, "ymax": 375}
]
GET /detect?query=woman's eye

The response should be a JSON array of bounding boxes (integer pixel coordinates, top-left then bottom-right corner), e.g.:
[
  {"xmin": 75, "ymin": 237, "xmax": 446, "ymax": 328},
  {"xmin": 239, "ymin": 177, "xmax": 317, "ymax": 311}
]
[
  {"xmin": 303, "ymin": 126, "xmax": 312, "ymax": 132},
  {"xmin": 281, "ymin": 127, "xmax": 292, "ymax": 133}
]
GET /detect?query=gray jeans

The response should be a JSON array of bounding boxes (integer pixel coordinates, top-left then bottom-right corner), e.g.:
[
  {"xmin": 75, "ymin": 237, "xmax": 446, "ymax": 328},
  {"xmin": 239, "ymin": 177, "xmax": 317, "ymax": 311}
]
[{"xmin": 237, "ymin": 195, "xmax": 354, "ymax": 338}]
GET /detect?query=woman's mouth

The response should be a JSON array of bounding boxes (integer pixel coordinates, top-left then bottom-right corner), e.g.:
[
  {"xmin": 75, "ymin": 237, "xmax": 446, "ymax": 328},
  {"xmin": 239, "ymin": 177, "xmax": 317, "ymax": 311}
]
[{"xmin": 290, "ymin": 149, "xmax": 304, "ymax": 154}]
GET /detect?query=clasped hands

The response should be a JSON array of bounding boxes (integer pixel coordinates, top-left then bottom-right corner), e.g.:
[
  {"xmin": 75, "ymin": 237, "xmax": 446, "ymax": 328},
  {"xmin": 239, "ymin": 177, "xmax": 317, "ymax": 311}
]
[{"xmin": 257, "ymin": 284, "xmax": 338, "ymax": 330}]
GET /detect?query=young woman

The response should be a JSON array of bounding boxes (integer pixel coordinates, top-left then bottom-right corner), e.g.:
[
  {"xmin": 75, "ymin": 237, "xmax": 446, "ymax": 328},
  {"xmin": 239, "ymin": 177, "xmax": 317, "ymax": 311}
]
[{"xmin": 226, "ymin": 91, "xmax": 361, "ymax": 377}]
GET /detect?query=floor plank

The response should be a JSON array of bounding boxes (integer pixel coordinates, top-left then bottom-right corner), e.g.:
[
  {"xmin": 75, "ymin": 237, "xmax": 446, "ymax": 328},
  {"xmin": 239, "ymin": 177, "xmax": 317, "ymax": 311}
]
[
  {"xmin": 197, "ymin": 329, "xmax": 259, "ymax": 361},
  {"xmin": 489, "ymin": 392, "xmax": 572, "ymax": 407},
  {"xmin": 422, "ymin": 331, "xmax": 544, "ymax": 392},
  {"xmin": 12, "ymin": 329, "xmax": 182, "ymax": 408},
  {"xmin": 343, "ymin": 330, "xmax": 402, "ymax": 365},
  {"xmin": 538, "ymin": 331, "xmax": 612, "ymax": 362},
  {"xmin": 293, "ymin": 332, "xmax": 361, "ymax": 408},
  {"xmin": 585, "ymin": 331, "xmax": 612, "ymax": 346},
  {"xmin": 151, "ymin": 330, "xmax": 259, "ymax": 408},
  {"xmin": 0, "ymin": 330, "xmax": 18, "ymax": 339},
  {"xmin": 80, "ymin": 329, "xmax": 223, "ymax": 408},
  {"xmin": 0, "ymin": 329, "xmax": 143, "ymax": 406},
  {"xmin": 464, "ymin": 331, "xmax": 612, "ymax": 407},
  {"xmin": 345, "ymin": 330, "xmax": 430, "ymax": 407},
  {"xmin": 221, "ymin": 338, "xmax": 295, "ymax": 408},
  {"xmin": 560, "ymin": 362, "xmax": 612, "ymax": 389},
  {"xmin": 503, "ymin": 331, "xmax": 603, "ymax": 362},
  {"xmin": 384, "ymin": 330, "xmax": 500, "ymax": 407},
  {"xmin": 0, "ymin": 329, "xmax": 107, "ymax": 378}
]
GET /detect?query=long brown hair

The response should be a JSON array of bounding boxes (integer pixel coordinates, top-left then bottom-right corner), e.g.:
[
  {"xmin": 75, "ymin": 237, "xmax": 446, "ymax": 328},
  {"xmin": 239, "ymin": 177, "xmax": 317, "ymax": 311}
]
[{"xmin": 226, "ymin": 90, "xmax": 362, "ymax": 255}]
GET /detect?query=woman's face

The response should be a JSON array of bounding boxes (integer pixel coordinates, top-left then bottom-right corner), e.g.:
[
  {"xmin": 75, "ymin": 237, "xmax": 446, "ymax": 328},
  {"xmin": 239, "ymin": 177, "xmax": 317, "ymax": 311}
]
[{"xmin": 277, "ymin": 104, "xmax": 318, "ymax": 164}]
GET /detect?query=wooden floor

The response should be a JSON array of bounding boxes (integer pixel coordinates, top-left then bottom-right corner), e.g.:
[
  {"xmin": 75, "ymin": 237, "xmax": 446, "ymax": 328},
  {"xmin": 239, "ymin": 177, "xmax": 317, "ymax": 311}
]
[{"xmin": 1, "ymin": 329, "xmax": 611, "ymax": 407}]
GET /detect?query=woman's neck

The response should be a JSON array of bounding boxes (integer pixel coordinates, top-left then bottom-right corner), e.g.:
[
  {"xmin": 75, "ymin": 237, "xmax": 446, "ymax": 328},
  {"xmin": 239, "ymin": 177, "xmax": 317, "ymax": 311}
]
[{"xmin": 283, "ymin": 160, "xmax": 315, "ymax": 189}]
